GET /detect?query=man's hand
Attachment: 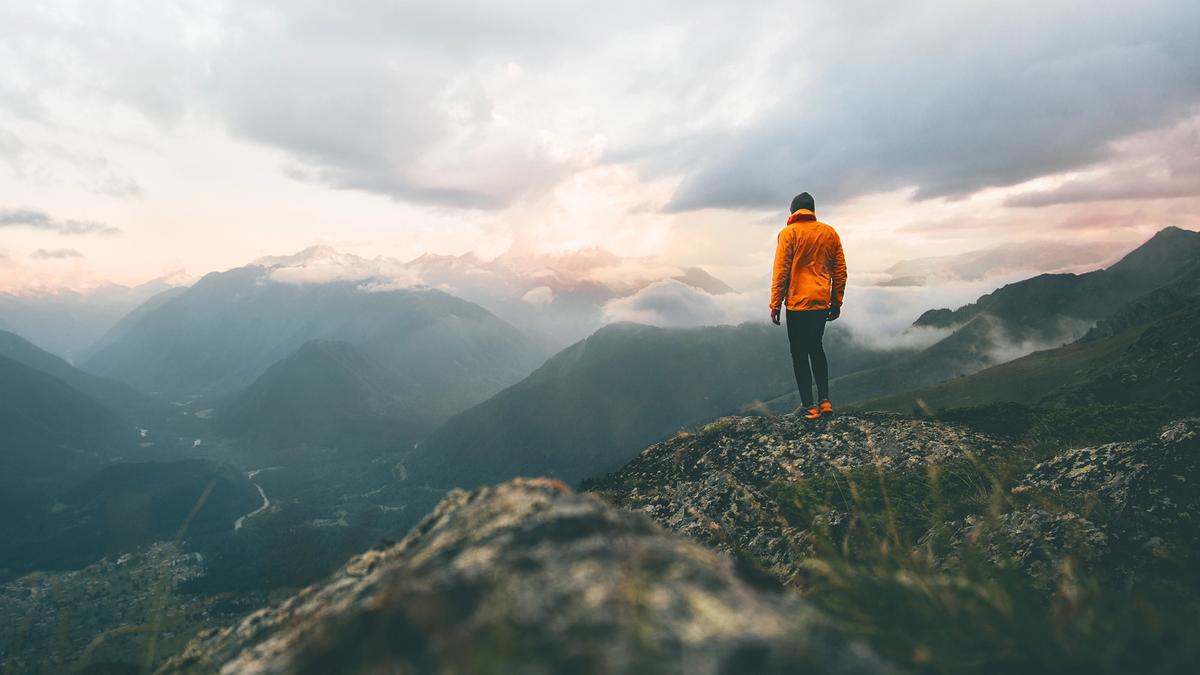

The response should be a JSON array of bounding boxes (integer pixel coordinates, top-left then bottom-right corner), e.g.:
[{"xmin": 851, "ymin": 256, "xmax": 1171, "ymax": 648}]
[
  {"xmin": 827, "ymin": 305, "xmax": 841, "ymax": 322},
  {"xmin": 770, "ymin": 308, "xmax": 781, "ymax": 325}
]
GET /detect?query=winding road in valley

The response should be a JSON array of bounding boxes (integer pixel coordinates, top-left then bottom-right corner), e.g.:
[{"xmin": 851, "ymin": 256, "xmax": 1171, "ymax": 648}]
[{"xmin": 234, "ymin": 468, "xmax": 273, "ymax": 532}]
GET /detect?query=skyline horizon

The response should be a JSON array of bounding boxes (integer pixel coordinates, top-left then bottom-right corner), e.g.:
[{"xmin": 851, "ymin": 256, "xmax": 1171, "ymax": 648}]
[{"xmin": 0, "ymin": 223, "xmax": 1163, "ymax": 293}]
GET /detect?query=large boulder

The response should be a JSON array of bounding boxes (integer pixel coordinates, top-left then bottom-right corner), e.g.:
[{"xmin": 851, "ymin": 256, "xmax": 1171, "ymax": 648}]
[{"xmin": 160, "ymin": 478, "xmax": 887, "ymax": 674}]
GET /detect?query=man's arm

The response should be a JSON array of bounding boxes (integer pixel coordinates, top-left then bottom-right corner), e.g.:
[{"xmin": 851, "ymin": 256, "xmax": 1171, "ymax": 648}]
[
  {"xmin": 828, "ymin": 233, "xmax": 847, "ymax": 320},
  {"xmin": 769, "ymin": 228, "xmax": 792, "ymax": 325}
]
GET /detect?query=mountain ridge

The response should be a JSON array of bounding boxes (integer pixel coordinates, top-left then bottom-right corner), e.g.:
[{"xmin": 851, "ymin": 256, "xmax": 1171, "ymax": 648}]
[
  {"xmin": 913, "ymin": 226, "xmax": 1200, "ymax": 336},
  {"xmin": 405, "ymin": 321, "xmax": 901, "ymax": 490},
  {"xmin": 83, "ymin": 265, "xmax": 547, "ymax": 413},
  {"xmin": 0, "ymin": 329, "xmax": 160, "ymax": 419},
  {"xmin": 218, "ymin": 339, "xmax": 436, "ymax": 451},
  {"xmin": 0, "ymin": 352, "xmax": 136, "ymax": 499},
  {"xmin": 854, "ymin": 295, "xmax": 1200, "ymax": 416}
]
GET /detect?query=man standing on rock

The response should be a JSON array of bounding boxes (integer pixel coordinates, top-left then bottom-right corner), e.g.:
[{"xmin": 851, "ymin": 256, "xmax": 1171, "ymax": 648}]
[{"xmin": 770, "ymin": 192, "xmax": 847, "ymax": 420}]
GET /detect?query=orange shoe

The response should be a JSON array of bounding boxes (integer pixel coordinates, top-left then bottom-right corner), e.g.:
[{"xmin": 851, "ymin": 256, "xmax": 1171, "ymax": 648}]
[
  {"xmin": 790, "ymin": 404, "xmax": 821, "ymax": 420},
  {"xmin": 819, "ymin": 399, "xmax": 833, "ymax": 415}
]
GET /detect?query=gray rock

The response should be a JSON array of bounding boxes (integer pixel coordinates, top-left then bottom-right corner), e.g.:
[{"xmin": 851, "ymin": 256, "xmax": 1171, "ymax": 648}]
[
  {"xmin": 589, "ymin": 412, "xmax": 1006, "ymax": 583},
  {"xmin": 1010, "ymin": 417, "xmax": 1200, "ymax": 576},
  {"xmin": 159, "ymin": 478, "xmax": 889, "ymax": 675},
  {"xmin": 935, "ymin": 509, "xmax": 1109, "ymax": 586},
  {"xmin": 927, "ymin": 418, "xmax": 1200, "ymax": 584},
  {"xmin": 592, "ymin": 412, "xmax": 1200, "ymax": 590}
]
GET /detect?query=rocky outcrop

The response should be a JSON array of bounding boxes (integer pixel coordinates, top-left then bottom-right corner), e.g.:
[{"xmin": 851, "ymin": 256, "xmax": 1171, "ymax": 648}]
[
  {"xmin": 953, "ymin": 417, "xmax": 1200, "ymax": 582},
  {"xmin": 587, "ymin": 412, "xmax": 1007, "ymax": 584},
  {"xmin": 159, "ymin": 478, "xmax": 888, "ymax": 674},
  {"xmin": 592, "ymin": 411, "xmax": 1199, "ymax": 590}
]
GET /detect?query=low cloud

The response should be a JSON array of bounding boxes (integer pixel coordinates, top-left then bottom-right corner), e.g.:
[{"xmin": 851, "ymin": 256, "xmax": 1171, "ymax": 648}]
[
  {"xmin": 32, "ymin": 248, "xmax": 83, "ymax": 259},
  {"xmin": 986, "ymin": 317, "xmax": 1095, "ymax": 364},
  {"xmin": 256, "ymin": 246, "xmax": 425, "ymax": 288},
  {"xmin": 0, "ymin": 208, "xmax": 120, "ymax": 235},
  {"xmin": 837, "ymin": 278, "xmax": 1010, "ymax": 346},
  {"xmin": 521, "ymin": 286, "xmax": 555, "ymax": 305},
  {"xmin": 600, "ymin": 274, "xmax": 1028, "ymax": 356},
  {"xmin": 878, "ymin": 240, "xmax": 1127, "ymax": 285},
  {"xmin": 355, "ymin": 278, "xmax": 427, "ymax": 293},
  {"xmin": 269, "ymin": 263, "xmax": 423, "ymax": 288},
  {"xmin": 602, "ymin": 279, "xmax": 759, "ymax": 327}
]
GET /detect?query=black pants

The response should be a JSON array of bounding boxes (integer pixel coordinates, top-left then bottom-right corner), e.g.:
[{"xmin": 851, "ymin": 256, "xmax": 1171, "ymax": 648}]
[{"xmin": 786, "ymin": 309, "xmax": 829, "ymax": 407}]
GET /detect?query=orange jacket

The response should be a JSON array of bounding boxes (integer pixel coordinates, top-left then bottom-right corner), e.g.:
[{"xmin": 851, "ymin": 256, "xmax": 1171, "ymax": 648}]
[{"xmin": 769, "ymin": 209, "xmax": 847, "ymax": 311}]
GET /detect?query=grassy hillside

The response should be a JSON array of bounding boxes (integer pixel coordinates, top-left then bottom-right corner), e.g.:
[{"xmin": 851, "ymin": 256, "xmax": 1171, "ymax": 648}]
[
  {"xmin": 855, "ymin": 300, "xmax": 1200, "ymax": 416},
  {"xmin": 0, "ymin": 353, "xmax": 137, "ymax": 499},
  {"xmin": 590, "ymin": 407, "xmax": 1200, "ymax": 674},
  {"xmin": 0, "ymin": 329, "xmax": 161, "ymax": 420},
  {"xmin": 218, "ymin": 339, "xmax": 436, "ymax": 452},
  {"xmin": 408, "ymin": 321, "xmax": 903, "ymax": 488}
]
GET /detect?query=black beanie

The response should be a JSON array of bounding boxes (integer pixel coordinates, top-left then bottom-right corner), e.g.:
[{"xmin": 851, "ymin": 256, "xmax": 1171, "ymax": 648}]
[{"xmin": 790, "ymin": 192, "xmax": 815, "ymax": 213}]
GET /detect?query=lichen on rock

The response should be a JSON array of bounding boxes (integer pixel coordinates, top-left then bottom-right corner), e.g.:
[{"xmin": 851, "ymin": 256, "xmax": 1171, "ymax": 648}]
[{"xmin": 589, "ymin": 412, "xmax": 1007, "ymax": 583}]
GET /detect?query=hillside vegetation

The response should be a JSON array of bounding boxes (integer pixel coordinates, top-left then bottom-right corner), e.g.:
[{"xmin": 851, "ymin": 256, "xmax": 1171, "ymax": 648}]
[
  {"xmin": 407, "ymin": 321, "xmax": 899, "ymax": 489},
  {"xmin": 589, "ymin": 409, "xmax": 1200, "ymax": 673},
  {"xmin": 856, "ymin": 300, "xmax": 1200, "ymax": 416}
]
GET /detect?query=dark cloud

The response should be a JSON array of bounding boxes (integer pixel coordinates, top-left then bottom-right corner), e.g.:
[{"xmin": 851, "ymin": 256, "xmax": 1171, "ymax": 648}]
[
  {"xmin": 1006, "ymin": 114, "xmax": 1200, "ymax": 208},
  {"xmin": 661, "ymin": 2, "xmax": 1200, "ymax": 212},
  {"xmin": 1006, "ymin": 169, "xmax": 1200, "ymax": 208},
  {"xmin": 3, "ymin": 1, "xmax": 1197, "ymax": 214},
  {"xmin": 31, "ymin": 248, "xmax": 84, "ymax": 259},
  {"xmin": 0, "ymin": 208, "xmax": 120, "ymax": 235}
]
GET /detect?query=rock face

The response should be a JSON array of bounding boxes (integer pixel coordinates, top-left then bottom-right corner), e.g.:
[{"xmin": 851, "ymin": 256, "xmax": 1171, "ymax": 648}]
[
  {"xmin": 160, "ymin": 479, "xmax": 887, "ymax": 675},
  {"xmin": 962, "ymin": 417, "xmax": 1200, "ymax": 582},
  {"xmin": 588, "ymin": 412, "xmax": 1007, "ymax": 584},
  {"xmin": 591, "ymin": 411, "xmax": 1200, "ymax": 590}
]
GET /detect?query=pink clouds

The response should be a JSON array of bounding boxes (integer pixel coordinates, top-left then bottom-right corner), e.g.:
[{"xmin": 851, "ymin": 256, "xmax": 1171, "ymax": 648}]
[{"xmin": 1006, "ymin": 112, "xmax": 1200, "ymax": 208}]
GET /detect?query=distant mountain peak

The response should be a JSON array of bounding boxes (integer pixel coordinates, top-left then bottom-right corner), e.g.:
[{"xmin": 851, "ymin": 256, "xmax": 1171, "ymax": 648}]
[
  {"xmin": 253, "ymin": 245, "xmax": 369, "ymax": 269},
  {"xmin": 1106, "ymin": 226, "xmax": 1200, "ymax": 276},
  {"xmin": 1149, "ymin": 225, "xmax": 1191, "ymax": 238}
]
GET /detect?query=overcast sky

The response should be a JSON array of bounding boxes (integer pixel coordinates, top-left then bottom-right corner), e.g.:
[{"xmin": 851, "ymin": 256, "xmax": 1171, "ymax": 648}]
[{"xmin": 1, "ymin": 0, "xmax": 1198, "ymax": 291}]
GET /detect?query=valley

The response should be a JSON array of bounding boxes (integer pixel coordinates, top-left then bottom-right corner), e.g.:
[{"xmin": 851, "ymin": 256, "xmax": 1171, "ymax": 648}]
[{"xmin": 232, "ymin": 469, "xmax": 270, "ymax": 533}]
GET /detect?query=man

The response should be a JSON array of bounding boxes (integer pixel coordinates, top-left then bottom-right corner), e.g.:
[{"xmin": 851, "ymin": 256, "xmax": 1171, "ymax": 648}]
[{"xmin": 769, "ymin": 192, "xmax": 847, "ymax": 420}]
